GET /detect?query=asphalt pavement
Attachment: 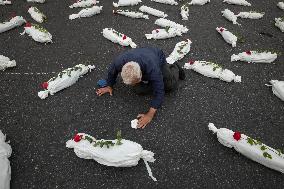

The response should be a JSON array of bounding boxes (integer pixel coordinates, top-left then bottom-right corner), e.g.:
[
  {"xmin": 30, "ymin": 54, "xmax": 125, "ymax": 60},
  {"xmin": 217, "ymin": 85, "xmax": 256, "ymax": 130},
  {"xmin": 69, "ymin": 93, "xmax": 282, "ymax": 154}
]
[{"xmin": 0, "ymin": 0, "xmax": 284, "ymax": 188}]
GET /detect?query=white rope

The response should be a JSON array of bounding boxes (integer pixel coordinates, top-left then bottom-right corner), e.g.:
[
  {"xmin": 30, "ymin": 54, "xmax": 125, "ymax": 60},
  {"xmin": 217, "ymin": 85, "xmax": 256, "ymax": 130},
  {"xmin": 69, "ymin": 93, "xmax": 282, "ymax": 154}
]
[{"xmin": 143, "ymin": 159, "xmax": 157, "ymax": 181}]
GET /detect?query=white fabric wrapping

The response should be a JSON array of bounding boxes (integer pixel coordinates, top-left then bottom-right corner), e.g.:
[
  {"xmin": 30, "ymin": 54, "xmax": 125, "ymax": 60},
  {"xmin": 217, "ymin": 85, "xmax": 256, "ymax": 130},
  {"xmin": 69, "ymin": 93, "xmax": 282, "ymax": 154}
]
[
  {"xmin": 0, "ymin": 0, "xmax": 11, "ymax": 5},
  {"xmin": 221, "ymin": 9, "xmax": 240, "ymax": 25},
  {"xmin": 188, "ymin": 0, "xmax": 210, "ymax": 5},
  {"xmin": 66, "ymin": 133, "xmax": 157, "ymax": 181},
  {"xmin": 113, "ymin": 0, "xmax": 142, "ymax": 7},
  {"xmin": 102, "ymin": 28, "xmax": 137, "ymax": 48},
  {"xmin": 145, "ymin": 28, "xmax": 182, "ymax": 39},
  {"xmin": 231, "ymin": 51, "xmax": 277, "ymax": 63},
  {"xmin": 180, "ymin": 4, "xmax": 189, "ymax": 20},
  {"xmin": 0, "ymin": 16, "xmax": 26, "ymax": 33},
  {"xmin": 155, "ymin": 18, "xmax": 188, "ymax": 33},
  {"xmin": 0, "ymin": 131, "xmax": 12, "ymax": 189},
  {"xmin": 216, "ymin": 27, "xmax": 237, "ymax": 47},
  {"xmin": 183, "ymin": 61, "xmax": 241, "ymax": 82},
  {"xmin": 208, "ymin": 123, "xmax": 284, "ymax": 174},
  {"xmin": 236, "ymin": 11, "xmax": 264, "ymax": 19},
  {"xmin": 28, "ymin": 7, "xmax": 46, "ymax": 23},
  {"xmin": 38, "ymin": 64, "xmax": 95, "ymax": 99},
  {"xmin": 277, "ymin": 2, "xmax": 284, "ymax": 10},
  {"xmin": 0, "ymin": 55, "xmax": 16, "ymax": 71},
  {"xmin": 223, "ymin": 0, "xmax": 251, "ymax": 6},
  {"xmin": 27, "ymin": 0, "xmax": 45, "ymax": 3},
  {"xmin": 275, "ymin": 18, "xmax": 284, "ymax": 32},
  {"xmin": 69, "ymin": 0, "xmax": 99, "ymax": 8},
  {"xmin": 131, "ymin": 119, "xmax": 138, "ymax": 129},
  {"xmin": 151, "ymin": 0, "xmax": 178, "ymax": 5},
  {"xmin": 114, "ymin": 10, "xmax": 149, "ymax": 19},
  {"xmin": 139, "ymin": 5, "xmax": 167, "ymax": 18},
  {"xmin": 268, "ymin": 80, "xmax": 284, "ymax": 101},
  {"xmin": 166, "ymin": 39, "xmax": 192, "ymax": 64},
  {"xmin": 21, "ymin": 24, "xmax": 52, "ymax": 43},
  {"xmin": 69, "ymin": 6, "xmax": 102, "ymax": 20}
]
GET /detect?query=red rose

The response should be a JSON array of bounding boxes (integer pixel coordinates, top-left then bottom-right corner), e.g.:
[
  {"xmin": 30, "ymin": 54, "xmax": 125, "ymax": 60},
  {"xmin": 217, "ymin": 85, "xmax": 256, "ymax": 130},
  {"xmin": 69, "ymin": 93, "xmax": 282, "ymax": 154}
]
[
  {"xmin": 74, "ymin": 134, "xmax": 83, "ymax": 142},
  {"xmin": 220, "ymin": 28, "xmax": 224, "ymax": 32},
  {"xmin": 155, "ymin": 29, "xmax": 159, "ymax": 33},
  {"xmin": 25, "ymin": 22, "xmax": 32, "ymax": 28},
  {"xmin": 233, "ymin": 132, "xmax": 241, "ymax": 141},
  {"xmin": 189, "ymin": 60, "xmax": 195, "ymax": 65},
  {"xmin": 246, "ymin": 51, "xmax": 251, "ymax": 55},
  {"xmin": 41, "ymin": 82, "xmax": 49, "ymax": 89},
  {"xmin": 122, "ymin": 35, "xmax": 127, "ymax": 40}
]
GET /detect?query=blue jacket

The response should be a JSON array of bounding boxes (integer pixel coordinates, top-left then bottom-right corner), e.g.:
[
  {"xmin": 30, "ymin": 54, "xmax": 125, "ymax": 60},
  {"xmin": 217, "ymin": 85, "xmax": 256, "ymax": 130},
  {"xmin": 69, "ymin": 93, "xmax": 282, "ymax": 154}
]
[{"xmin": 106, "ymin": 47, "xmax": 166, "ymax": 109}]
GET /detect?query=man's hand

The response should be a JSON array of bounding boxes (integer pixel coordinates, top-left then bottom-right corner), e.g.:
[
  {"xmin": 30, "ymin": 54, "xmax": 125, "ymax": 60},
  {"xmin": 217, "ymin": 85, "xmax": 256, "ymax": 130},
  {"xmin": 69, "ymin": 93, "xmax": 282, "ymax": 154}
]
[
  {"xmin": 137, "ymin": 108, "xmax": 157, "ymax": 129},
  {"xmin": 96, "ymin": 86, "xmax": 113, "ymax": 96}
]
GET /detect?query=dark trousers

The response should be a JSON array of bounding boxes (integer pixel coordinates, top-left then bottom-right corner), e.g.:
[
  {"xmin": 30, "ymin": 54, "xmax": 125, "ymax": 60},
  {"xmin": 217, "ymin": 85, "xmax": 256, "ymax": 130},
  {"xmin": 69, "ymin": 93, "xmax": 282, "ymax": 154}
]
[{"xmin": 133, "ymin": 63, "xmax": 180, "ymax": 95}]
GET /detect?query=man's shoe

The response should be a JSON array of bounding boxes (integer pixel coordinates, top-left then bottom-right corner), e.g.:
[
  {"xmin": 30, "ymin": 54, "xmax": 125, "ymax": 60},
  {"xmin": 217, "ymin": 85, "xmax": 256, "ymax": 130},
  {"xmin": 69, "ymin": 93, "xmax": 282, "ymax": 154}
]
[{"xmin": 175, "ymin": 63, "xmax": 186, "ymax": 80}]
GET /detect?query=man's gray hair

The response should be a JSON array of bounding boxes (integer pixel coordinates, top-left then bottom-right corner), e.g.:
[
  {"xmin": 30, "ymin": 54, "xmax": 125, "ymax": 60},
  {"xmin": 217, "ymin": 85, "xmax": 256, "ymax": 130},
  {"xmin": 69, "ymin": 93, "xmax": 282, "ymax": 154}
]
[{"xmin": 121, "ymin": 61, "xmax": 142, "ymax": 85}]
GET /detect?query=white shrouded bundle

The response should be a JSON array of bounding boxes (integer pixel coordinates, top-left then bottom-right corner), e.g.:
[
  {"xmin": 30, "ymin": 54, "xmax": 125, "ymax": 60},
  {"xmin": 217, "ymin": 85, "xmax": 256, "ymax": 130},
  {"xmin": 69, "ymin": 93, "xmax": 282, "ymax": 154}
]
[
  {"xmin": 102, "ymin": 28, "xmax": 137, "ymax": 48},
  {"xmin": 139, "ymin": 5, "xmax": 167, "ymax": 18},
  {"xmin": 180, "ymin": 4, "xmax": 189, "ymax": 20},
  {"xmin": 166, "ymin": 39, "xmax": 192, "ymax": 64},
  {"xmin": 28, "ymin": 7, "xmax": 47, "ymax": 23},
  {"xmin": 145, "ymin": 28, "xmax": 182, "ymax": 39},
  {"xmin": 0, "ymin": 131, "xmax": 12, "ymax": 189},
  {"xmin": 113, "ymin": 10, "xmax": 149, "ymax": 19},
  {"xmin": 0, "ymin": 55, "xmax": 16, "ymax": 71},
  {"xmin": 155, "ymin": 18, "xmax": 188, "ymax": 33},
  {"xmin": 223, "ymin": 0, "xmax": 251, "ymax": 6},
  {"xmin": 188, "ymin": 0, "xmax": 210, "ymax": 5},
  {"xmin": 113, "ymin": 0, "xmax": 142, "ymax": 7},
  {"xmin": 69, "ymin": 6, "xmax": 102, "ymax": 20},
  {"xmin": 216, "ymin": 27, "xmax": 237, "ymax": 47},
  {"xmin": 0, "ymin": 16, "xmax": 26, "ymax": 33},
  {"xmin": 222, "ymin": 9, "xmax": 240, "ymax": 25},
  {"xmin": 231, "ymin": 51, "xmax": 277, "ymax": 63},
  {"xmin": 66, "ymin": 133, "xmax": 157, "ymax": 181},
  {"xmin": 236, "ymin": 11, "xmax": 264, "ymax": 19},
  {"xmin": 27, "ymin": 0, "xmax": 45, "ymax": 3},
  {"xmin": 21, "ymin": 23, "xmax": 52, "ymax": 43},
  {"xmin": 38, "ymin": 64, "xmax": 95, "ymax": 99},
  {"xmin": 278, "ymin": 2, "xmax": 284, "ymax": 10},
  {"xmin": 69, "ymin": 0, "xmax": 99, "ymax": 8},
  {"xmin": 208, "ymin": 123, "xmax": 284, "ymax": 173},
  {"xmin": 0, "ymin": 0, "xmax": 11, "ymax": 5},
  {"xmin": 275, "ymin": 18, "xmax": 284, "ymax": 32},
  {"xmin": 183, "ymin": 61, "xmax": 241, "ymax": 82},
  {"xmin": 267, "ymin": 80, "xmax": 284, "ymax": 101},
  {"xmin": 131, "ymin": 119, "xmax": 138, "ymax": 129},
  {"xmin": 151, "ymin": 0, "xmax": 178, "ymax": 5}
]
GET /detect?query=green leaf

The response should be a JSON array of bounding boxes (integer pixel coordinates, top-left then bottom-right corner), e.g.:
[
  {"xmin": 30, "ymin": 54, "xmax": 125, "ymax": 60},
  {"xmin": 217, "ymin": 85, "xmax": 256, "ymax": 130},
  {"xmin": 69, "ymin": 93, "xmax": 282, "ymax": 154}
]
[
  {"xmin": 260, "ymin": 146, "xmax": 266, "ymax": 151},
  {"xmin": 116, "ymin": 130, "xmax": 123, "ymax": 145},
  {"xmin": 263, "ymin": 152, "xmax": 272, "ymax": 159},
  {"xmin": 247, "ymin": 137, "xmax": 257, "ymax": 146},
  {"xmin": 84, "ymin": 136, "xmax": 93, "ymax": 143},
  {"xmin": 276, "ymin": 149, "xmax": 282, "ymax": 156}
]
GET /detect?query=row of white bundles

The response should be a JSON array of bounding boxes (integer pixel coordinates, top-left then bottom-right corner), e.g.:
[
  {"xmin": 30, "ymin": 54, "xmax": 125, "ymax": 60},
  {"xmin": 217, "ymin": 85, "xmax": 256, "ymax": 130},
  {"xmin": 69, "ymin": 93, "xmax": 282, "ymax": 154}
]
[
  {"xmin": 113, "ymin": 10, "xmax": 149, "ymax": 19},
  {"xmin": 0, "ymin": 55, "xmax": 16, "ymax": 71},
  {"xmin": 102, "ymin": 28, "xmax": 137, "ymax": 48},
  {"xmin": 183, "ymin": 60, "xmax": 241, "ymax": 83},
  {"xmin": 0, "ymin": 16, "xmax": 26, "ymax": 33},
  {"xmin": 209, "ymin": 123, "xmax": 284, "ymax": 174},
  {"xmin": 69, "ymin": 6, "xmax": 103, "ymax": 20},
  {"xmin": 113, "ymin": 0, "xmax": 141, "ymax": 7},
  {"xmin": 69, "ymin": 0, "xmax": 99, "ymax": 8},
  {"xmin": 166, "ymin": 39, "xmax": 192, "ymax": 64},
  {"xmin": 0, "ymin": 0, "xmax": 11, "ymax": 5},
  {"xmin": 222, "ymin": 9, "xmax": 265, "ymax": 25},
  {"xmin": 66, "ymin": 132, "xmax": 157, "ymax": 181},
  {"xmin": 38, "ymin": 64, "xmax": 95, "ymax": 99},
  {"xmin": 21, "ymin": 22, "xmax": 52, "ymax": 43}
]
